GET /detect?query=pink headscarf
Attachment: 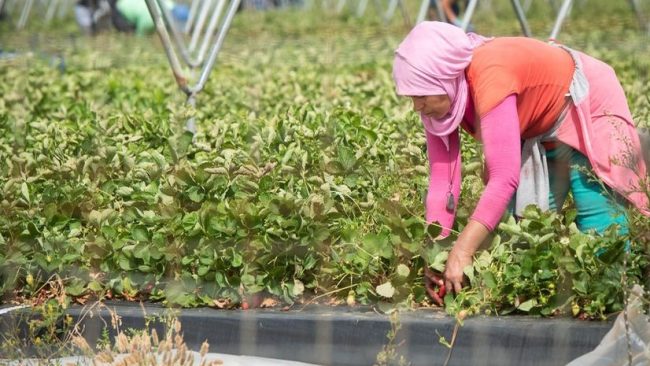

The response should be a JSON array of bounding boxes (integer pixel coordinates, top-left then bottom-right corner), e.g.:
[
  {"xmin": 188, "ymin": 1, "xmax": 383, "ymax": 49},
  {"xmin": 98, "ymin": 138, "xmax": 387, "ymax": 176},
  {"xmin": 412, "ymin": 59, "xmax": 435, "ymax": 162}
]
[{"xmin": 393, "ymin": 22, "xmax": 491, "ymax": 148}]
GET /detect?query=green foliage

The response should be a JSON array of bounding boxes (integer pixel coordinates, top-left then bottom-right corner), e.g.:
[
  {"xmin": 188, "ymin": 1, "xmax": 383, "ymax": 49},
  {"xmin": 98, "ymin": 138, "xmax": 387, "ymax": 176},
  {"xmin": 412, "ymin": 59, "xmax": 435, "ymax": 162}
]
[
  {"xmin": 0, "ymin": 0, "xmax": 648, "ymax": 319},
  {"xmin": 444, "ymin": 206, "xmax": 646, "ymax": 319}
]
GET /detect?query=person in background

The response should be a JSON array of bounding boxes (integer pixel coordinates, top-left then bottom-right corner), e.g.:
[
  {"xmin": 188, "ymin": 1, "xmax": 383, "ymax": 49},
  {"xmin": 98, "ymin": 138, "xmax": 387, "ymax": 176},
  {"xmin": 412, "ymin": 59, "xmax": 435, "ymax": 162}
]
[
  {"xmin": 245, "ymin": 0, "xmax": 274, "ymax": 10},
  {"xmin": 271, "ymin": 0, "xmax": 304, "ymax": 7},
  {"xmin": 392, "ymin": 22, "xmax": 649, "ymax": 305},
  {"xmin": 429, "ymin": 0, "xmax": 473, "ymax": 30},
  {"xmin": 0, "ymin": 0, "xmax": 7, "ymax": 21},
  {"xmin": 0, "ymin": 0, "xmax": 10, "ymax": 59},
  {"xmin": 244, "ymin": 0, "xmax": 303, "ymax": 10},
  {"xmin": 75, "ymin": 0, "xmax": 106, "ymax": 34},
  {"xmin": 108, "ymin": 0, "xmax": 188, "ymax": 36},
  {"xmin": 106, "ymin": 0, "xmax": 135, "ymax": 32}
]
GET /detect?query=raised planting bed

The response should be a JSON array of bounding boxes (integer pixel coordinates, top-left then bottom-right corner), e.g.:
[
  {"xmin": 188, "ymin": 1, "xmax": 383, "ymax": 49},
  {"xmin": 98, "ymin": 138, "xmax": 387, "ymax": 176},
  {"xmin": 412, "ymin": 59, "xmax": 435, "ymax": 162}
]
[{"xmin": 0, "ymin": 302, "xmax": 613, "ymax": 366}]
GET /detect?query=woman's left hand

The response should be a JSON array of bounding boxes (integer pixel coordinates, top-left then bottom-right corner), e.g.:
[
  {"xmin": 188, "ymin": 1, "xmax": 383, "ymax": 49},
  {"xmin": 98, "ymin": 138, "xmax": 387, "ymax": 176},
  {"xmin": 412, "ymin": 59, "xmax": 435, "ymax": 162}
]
[{"xmin": 444, "ymin": 246, "xmax": 473, "ymax": 295}]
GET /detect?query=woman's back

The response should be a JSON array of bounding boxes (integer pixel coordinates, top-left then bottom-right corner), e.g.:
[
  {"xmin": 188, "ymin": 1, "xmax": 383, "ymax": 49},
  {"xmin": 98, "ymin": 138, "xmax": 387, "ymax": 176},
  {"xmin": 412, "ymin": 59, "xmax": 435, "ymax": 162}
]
[{"xmin": 467, "ymin": 37, "xmax": 574, "ymax": 138}]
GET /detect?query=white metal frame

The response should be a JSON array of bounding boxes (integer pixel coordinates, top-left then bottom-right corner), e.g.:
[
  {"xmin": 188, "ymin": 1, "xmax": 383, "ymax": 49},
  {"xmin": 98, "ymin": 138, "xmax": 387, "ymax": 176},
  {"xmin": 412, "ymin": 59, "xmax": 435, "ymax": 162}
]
[
  {"xmin": 329, "ymin": 0, "xmax": 409, "ymax": 24},
  {"xmin": 145, "ymin": 0, "xmax": 242, "ymax": 133},
  {"xmin": 10, "ymin": 0, "xmax": 88, "ymax": 29}
]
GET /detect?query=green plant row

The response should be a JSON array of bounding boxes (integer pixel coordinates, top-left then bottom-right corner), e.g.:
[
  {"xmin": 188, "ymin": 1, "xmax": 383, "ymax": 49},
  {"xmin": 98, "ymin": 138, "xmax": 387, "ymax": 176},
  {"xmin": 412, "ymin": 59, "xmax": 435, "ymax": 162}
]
[{"xmin": 0, "ymin": 2, "xmax": 649, "ymax": 319}]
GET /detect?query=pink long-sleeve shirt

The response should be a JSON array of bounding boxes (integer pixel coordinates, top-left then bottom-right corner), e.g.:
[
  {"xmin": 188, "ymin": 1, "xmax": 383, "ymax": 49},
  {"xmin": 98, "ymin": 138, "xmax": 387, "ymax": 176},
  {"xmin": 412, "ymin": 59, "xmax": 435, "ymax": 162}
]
[{"xmin": 426, "ymin": 94, "xmax": 520, "ymax": 236}]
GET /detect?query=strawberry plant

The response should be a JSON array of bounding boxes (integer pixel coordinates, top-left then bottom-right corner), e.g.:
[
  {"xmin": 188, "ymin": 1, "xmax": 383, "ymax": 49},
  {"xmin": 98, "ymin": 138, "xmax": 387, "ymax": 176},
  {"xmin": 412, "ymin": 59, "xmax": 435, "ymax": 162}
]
[{"xmin": 0, "ymin": 0, "xmax": 648, "ymax": 319}]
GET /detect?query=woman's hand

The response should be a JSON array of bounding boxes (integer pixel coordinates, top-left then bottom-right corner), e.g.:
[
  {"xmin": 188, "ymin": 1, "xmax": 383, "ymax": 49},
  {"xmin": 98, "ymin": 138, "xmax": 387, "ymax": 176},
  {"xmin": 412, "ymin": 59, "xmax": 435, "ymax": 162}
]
[
  {"xmin": 443, "ymin": 246, "xmax": 474, "ymax": 294},
  {"xmin": 424, "ymin": 267, "xmax": 446, "ymax": 306},
  {"xmin": 442, "ymin": 219, "xmax": 490, "ymax": 294}
]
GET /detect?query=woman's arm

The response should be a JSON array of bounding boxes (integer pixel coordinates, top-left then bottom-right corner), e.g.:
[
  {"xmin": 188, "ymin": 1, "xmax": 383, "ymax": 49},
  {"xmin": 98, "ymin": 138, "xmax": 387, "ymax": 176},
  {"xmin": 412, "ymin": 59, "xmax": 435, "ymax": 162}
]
[
  {"xmin": 444, "ymin": 94, "xmax": 521, "ymax": 293},
  {"xmin": 424, "ymin": 129, "xmax": 462, "ymax": 237}
]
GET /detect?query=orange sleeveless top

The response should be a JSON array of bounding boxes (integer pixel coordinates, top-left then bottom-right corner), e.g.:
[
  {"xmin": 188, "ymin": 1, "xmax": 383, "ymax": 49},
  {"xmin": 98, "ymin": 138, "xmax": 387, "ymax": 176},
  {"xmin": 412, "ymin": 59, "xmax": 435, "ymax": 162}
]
[{"xmin": 465, "ymin": 37, "xmax": 575, "ymax": 139}]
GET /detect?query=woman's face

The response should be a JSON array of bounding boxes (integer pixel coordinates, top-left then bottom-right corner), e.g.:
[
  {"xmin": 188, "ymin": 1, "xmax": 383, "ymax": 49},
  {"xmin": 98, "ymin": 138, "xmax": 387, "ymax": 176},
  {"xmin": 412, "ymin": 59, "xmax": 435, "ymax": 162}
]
[{"xmin": 410, "ymin": 95, "xmax": 451, "ymax": 119}]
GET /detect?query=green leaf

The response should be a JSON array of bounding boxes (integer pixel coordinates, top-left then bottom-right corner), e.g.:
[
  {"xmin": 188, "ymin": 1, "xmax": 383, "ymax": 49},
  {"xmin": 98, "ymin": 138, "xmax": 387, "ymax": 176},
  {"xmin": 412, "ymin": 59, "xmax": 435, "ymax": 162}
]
[
  {"xmin": 134, "ymin": 243, "xmax": 151, "ymax": 262},
  {"xmin": 198, "ymin": 266, "xmax": 210, "ymax": 276},
  {"xmin": 182, "ymin": 212, "xmax": 199, "ymax": 232},
  {"xmin": 187, "ymin": 188, "xmax": 204, "ymax": 203},
  {"xmin": 87, "ymin": 281, "xmax": 103, "ymax": 292},
  {"xmin": 431, "ymin": 251, "xmax": 449, "ymax": 273},
  {"xmin": 564, "ymin": 209, "xmax": 577, "ymax": 225},
  {"xmin": 68, "ymin": 222, "xmax": 82, "ymax": 238},
  {"xmin": 376, "ymin": 301, "xmax": 398, "ymax": 314},
  {"xmin": 362, "ymin": 233, "xmax": 392, "ymax": 259},
  {"xmin": 241, "ymin": 274, "xmax": 256, "ymax": 287},
  {"xmin": 573, "ymin": 279, "xmax": 588, "ymax": 295},
  {"xmin": 215, "ymin": 272, "xmax": 227, "ymax": 287},
  {"xmin": 376, "ymin": 281, "xmax": 395, "ymax": 298},
  {"xmin": 116, "ymin": 186, "xmax": 134, "ymax": 197},
  {"xmin": 292, "ymin": 279, "xmax": 304, "ymax": 296},
  {"xmin": 499, "ymin": 223, "xmax": 522, "ymax": 236},
  {"xmin": 337, "ymin": 146, "xmax": 357, "ymax": 172},
  {"xmin": 231, "ymin": 252, "xmax": 243, "ymax": 267},
  {"xmin": 118, "ymin": 257, "xmax": 132, "ymax": 270},
  {"xmin": 396, "ymin": 264, "xmax": 410, "ymax": 278},
  {"xmin": 426, "ymin": 224, "xmax": 442, "ymax": 238},
  {"xmin": 132, "ymin": 227, "xmax": 149, "ymax": 242},
  {"xmin": 20, "ymin": 182, "xmax": 30, "ymax": 203},
  {"xmin": 66, "ymin": 280, "xmax": 86, "ymax": 297},
  {"xmin": 517, "ymin": 299, "xmax": 537, "ymax": 312},
  {"xmin": 101, "ymin": 226, "xmax": 118, "ymax": 239},
  {"xmin": 481, "ymin": 271, "xmax": 497, "ymax": 289}
]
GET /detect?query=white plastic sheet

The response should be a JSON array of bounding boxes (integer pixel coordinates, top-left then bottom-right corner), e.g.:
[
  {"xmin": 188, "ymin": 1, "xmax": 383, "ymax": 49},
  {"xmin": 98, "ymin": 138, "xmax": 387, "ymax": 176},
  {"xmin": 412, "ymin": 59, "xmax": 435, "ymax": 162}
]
[
  {"xmin": 3, "ymin": 351, "xmax": 320, "ymax": 366},
  {"xmin": 567, "ymin": 285, "xmax": 650, "ymax": 366}
]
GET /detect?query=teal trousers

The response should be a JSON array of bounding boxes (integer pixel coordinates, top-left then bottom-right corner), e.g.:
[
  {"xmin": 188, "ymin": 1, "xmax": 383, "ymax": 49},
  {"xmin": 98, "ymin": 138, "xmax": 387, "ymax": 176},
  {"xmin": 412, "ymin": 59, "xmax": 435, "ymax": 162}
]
[{"xmin": 546, "ymin": 145, "xmax": 628, "ymax": 235}]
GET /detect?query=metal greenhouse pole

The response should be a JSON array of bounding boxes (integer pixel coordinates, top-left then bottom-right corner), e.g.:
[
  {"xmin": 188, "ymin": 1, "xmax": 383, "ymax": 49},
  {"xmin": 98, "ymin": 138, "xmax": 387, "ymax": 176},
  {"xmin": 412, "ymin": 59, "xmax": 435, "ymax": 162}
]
[
  {"xmin": 160, "ymin": 0, "xmax": 228, "ymax": 68},
  {"xmin": 354, "ymin": 0, "xmax": 382, "ymax": 18},
  {"xmin": 321, "ymin": 0, "xmax": 333, "ymax": 11},
  {"xmin": 189, "ymin": 0, "xmax": 214, "ymax": 52},
  {"xmin": 385, "ymin": 0, "xmax": 398, "ymax": 20},
  {"xmin": 511, "ymin": 0, "xmax": 533, "ymax": 37},
  {"xmin": 383, "ymin": 0, "xmax": 409, "ymax": 24},
  {"xmin": 335, "ymin": 0, "xmax": 346, "ymax": 14},
  {"xmin": 396, "ymin": 0, "xmax": 411, "ymax": 26},
  {"xmin": 185, "ymin": 0, "xmax": 202, "ymax": 34},
  {"xmin": 629, "ymin": 0, "xmax": 649, "ymax": 33},
  {"xmin": 549, "ymin": 0, "xmax": 572, "ymax": 41},
  {"xmin": 159, "ymin": 0, "xmax": 204, "ymax": 68},
  {"xmin": 45, "ymin": 0, "xmax": 59, "ymax": 23},
  {"xmin": 549, "ymin": 0, "xmax": 650, "ymax": 38},
  {"xmin": 356, "ymin": 0, "xmax": 369, "ymax": 17},
  {"xmin": 57, "ymin": 0, "xmax": 73, "ymax": 19},
  {"xmin": 5, "ymin": 0, "xmax": 18, "ymax": 14},
  {"xmin": 416, "ymin": 0, "xmax": 531, "ymax": 37},
  {"xmin": 460, "ymin": 0, "xmax": 478, "ymax": 31},
  {"xmin": 17, "ymin": 0, "xmax": 34, "ymax": 29},
  {"xmin": 416, "ymin": 0, "xmax": 429, "ymax": 23},
  {"xmin": 416, "ymin": 0, "xmax": 447, "ymax": 24},
  {"xmin": 196, "ymin": 0, "xmax": 228, "ymax": 64},
  {"xmin": 332, "ymin": 0, "xmax": 406, "ymax": 24},
  {"xmin": 145, "ymin": 0, "xmax": 242, "ymax": 133}
]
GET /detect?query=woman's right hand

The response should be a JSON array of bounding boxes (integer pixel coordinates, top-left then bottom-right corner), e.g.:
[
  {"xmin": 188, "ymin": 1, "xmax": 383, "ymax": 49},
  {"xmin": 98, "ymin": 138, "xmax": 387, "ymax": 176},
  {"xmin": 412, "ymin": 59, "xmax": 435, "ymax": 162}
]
[
  {"xmin": 443, "ymin": 246, "xmax": 474, "ymax": 294},
  {"xmin": 424, "ymin": 267, "xmax": 446, "ymax": 306}
]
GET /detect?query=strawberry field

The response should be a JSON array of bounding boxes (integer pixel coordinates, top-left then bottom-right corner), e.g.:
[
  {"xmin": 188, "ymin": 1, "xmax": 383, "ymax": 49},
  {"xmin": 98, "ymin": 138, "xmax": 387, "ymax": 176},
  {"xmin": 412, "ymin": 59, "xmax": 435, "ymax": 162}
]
[{"xmin": 1, "ymin": 0, "xmax": 649, "ymax": 324}]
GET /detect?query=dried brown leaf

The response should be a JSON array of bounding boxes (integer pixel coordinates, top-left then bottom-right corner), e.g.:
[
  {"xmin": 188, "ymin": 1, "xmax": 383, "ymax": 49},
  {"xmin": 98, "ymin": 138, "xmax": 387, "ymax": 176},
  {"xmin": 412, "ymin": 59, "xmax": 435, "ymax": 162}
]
[
  {"xmin": 260, "ymin": 297, "xmax": 279, "ymax": 308},
  {"xmin": 211, "ymin": 299, "xmax": 230, "ymax": 309}
]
